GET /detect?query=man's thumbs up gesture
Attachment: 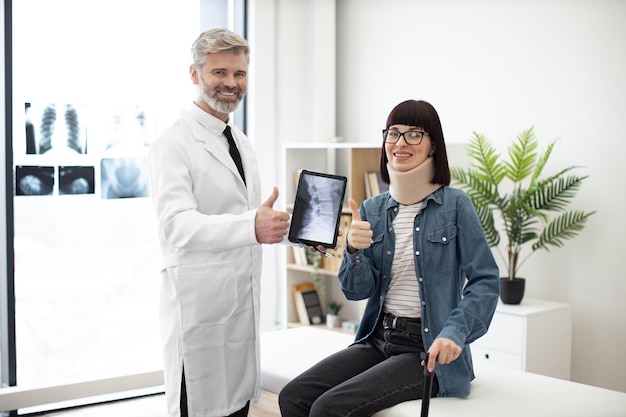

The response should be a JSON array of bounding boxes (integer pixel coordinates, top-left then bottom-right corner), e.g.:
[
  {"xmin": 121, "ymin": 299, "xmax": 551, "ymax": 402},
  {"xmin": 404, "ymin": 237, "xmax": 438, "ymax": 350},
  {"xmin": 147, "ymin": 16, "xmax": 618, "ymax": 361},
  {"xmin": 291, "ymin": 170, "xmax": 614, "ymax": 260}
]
[
  {"xmin": 346, "ymin": 198, "xmax": 373, "ymax": 252},
  {"xmin": 255, "ymin": 186, "xmax": 290, "ymax": 244}
]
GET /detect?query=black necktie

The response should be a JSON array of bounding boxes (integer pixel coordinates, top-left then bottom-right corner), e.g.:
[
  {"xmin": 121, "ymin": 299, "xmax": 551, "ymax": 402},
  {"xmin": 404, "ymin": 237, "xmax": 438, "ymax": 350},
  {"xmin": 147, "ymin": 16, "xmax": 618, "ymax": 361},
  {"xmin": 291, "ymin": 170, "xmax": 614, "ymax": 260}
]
[{"xmin": 223, "ymin": 125, "xmax": 246, "ymax": 185}]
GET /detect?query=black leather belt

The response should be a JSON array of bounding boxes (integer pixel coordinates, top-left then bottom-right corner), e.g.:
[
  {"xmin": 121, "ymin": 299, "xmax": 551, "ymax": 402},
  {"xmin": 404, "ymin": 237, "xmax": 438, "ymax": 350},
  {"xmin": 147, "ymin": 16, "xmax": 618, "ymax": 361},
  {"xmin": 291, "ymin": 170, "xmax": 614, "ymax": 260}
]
[{"xmin": 382, "ymin": 313, "xmax": 422, "ymax": 334}]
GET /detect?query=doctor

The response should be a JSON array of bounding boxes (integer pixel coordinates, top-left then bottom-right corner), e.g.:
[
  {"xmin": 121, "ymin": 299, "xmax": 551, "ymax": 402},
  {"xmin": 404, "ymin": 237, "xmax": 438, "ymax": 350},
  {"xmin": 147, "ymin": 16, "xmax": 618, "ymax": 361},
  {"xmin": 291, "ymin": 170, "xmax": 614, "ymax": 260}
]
[{"xmin": 148, "ymin": 28, "xmax": 290, "ymax": 417}]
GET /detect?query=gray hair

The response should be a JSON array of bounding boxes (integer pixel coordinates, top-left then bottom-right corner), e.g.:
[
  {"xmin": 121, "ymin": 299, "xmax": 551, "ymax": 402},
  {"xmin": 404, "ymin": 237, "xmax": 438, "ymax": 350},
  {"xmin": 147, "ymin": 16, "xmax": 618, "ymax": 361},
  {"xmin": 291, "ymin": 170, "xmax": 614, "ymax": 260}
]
[{"xmin": 191, "ymin": 28, "xmax": 250, "ymax": 68}]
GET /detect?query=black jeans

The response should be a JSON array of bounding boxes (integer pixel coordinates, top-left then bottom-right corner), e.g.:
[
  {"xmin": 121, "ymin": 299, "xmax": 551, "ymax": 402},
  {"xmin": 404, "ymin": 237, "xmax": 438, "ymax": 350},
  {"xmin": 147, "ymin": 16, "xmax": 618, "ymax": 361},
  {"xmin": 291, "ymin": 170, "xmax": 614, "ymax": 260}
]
[
  {"xmin": 278, "ymin": 315, "xmax": 439, "ymax": 417},
  {"xmin": 180, "ymin": 368, "xmax": 250, "ymax": 417}
]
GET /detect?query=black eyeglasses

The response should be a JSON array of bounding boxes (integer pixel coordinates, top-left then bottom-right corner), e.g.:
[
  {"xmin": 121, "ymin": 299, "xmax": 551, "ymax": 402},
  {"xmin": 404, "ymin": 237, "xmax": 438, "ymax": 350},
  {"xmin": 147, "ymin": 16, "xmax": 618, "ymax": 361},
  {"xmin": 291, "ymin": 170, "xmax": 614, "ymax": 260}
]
[{"xmin": 382, "ymin": 129, "xmax": 428, "ymax": 145}]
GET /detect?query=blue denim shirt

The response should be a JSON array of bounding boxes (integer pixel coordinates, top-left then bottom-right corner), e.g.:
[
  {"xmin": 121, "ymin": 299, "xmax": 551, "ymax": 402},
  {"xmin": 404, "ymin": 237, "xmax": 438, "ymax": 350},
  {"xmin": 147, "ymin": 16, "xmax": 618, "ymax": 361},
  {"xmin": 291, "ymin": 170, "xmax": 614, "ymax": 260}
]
[{"xmin": 338, "ymin": 186, "xmax": 499, "ymax": 397}]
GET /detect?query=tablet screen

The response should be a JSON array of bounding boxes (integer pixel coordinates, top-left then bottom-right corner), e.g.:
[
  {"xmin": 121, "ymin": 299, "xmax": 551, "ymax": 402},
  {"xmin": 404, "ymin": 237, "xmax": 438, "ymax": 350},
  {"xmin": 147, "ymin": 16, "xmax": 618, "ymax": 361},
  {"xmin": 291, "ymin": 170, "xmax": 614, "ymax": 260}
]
[{"xmin": 288, "ymin": 170, "xmax": 347, "ymax": 248}]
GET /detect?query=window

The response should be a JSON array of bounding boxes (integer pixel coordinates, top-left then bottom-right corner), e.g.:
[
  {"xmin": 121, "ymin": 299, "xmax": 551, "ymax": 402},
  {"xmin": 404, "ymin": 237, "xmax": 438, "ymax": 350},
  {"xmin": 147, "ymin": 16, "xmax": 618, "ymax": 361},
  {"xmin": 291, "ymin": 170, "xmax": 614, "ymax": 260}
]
[{"xmin": 1, "ymin": 0, "xmax": 246, "ymax": 414}]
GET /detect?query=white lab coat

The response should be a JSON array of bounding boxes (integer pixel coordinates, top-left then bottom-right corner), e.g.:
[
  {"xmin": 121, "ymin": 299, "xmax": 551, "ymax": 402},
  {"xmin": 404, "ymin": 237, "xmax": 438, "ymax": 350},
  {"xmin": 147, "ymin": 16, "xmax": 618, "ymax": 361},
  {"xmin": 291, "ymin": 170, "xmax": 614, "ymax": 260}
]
[{"xmin": 148, "ymin": 104, "xmax": 262, "ymax": 417}]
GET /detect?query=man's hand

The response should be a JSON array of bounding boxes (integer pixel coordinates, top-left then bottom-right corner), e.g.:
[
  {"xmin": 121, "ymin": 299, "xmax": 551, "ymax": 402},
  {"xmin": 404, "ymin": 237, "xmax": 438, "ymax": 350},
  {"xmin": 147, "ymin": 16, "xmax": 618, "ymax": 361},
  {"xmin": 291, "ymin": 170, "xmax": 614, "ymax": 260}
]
[
  {"xmin": 346, "ymin": 198, "xmax": 373, "ymax": 252},
  {"xmin": 422, "ymin": 337, "xmax": 462, "ymax": 373},
  {"xmin": 255, "ymin": 187, "xmax": 290, "ymax": 244}
]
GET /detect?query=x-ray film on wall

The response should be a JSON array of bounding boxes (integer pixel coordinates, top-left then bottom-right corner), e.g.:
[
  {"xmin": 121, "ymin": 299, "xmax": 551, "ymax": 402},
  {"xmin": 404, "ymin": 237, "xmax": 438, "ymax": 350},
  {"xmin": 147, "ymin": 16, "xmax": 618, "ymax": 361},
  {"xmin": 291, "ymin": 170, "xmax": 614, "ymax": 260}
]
[
  {"xmin": 24, "ymin": 102, "xmax": 88, "ymax": 155},
  {"xmin": 17, "ymin": 102, "xmax": 155, "ymax": 199}
]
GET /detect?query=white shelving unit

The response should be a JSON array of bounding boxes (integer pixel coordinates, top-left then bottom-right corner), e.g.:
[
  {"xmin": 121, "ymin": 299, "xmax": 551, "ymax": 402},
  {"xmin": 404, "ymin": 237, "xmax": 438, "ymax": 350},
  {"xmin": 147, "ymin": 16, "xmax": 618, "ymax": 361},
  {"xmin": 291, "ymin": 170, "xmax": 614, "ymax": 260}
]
[
  {"xmin": 280, "ymin": 142, "xmax": 380, "ymax": 327},
  {"xmin": 471, "ymin": 298, "xmax": 572, "ymax": 380}
]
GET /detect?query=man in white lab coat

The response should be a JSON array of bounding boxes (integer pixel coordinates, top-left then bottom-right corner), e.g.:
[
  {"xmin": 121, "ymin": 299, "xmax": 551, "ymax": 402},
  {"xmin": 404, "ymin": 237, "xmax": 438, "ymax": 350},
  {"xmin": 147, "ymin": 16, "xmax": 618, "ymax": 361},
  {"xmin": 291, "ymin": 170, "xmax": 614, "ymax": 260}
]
[{"xmin": 148, "ymin": 28, "xmax": 290, "ymax": 417}]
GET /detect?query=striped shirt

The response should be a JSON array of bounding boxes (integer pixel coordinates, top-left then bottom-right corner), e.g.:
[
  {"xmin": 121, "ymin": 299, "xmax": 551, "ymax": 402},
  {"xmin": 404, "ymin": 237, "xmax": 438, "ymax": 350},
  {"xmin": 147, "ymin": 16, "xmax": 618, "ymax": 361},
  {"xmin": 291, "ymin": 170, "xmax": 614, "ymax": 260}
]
[{"xmin": 383, "ymin": 202, "xmax": 423, "ymax": 318}]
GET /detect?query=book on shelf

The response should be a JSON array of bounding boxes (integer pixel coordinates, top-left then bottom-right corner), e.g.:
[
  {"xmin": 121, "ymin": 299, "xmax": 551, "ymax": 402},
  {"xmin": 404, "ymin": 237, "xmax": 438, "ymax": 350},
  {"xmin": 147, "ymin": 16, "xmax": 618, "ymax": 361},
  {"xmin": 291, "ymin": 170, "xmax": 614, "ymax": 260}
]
[
  {"xmin": 292, "ymin": 282, "xmax": 324, "ymax": 325},
  {"xmin": 291, "ymin": 246, "xmax": 308, "ymax": 266},
  {"xmin": 367, "ymin": 171, "xmax": 389, "ymax": 196},
  {"xmin": 376, "ymin": 172, "xmax": 389, "ymax": 194},
  {"xmin": 364, "ymin": 171, "xmax": 373, "ymax": 199}
]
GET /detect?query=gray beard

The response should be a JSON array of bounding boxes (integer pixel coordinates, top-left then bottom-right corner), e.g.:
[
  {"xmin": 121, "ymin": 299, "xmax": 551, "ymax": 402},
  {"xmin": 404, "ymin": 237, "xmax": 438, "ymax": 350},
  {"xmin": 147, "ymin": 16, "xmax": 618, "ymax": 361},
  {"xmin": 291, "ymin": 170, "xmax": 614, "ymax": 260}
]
[{"xmin": 198, "ymin": 85, "xmax": 243, "ymax": 115}]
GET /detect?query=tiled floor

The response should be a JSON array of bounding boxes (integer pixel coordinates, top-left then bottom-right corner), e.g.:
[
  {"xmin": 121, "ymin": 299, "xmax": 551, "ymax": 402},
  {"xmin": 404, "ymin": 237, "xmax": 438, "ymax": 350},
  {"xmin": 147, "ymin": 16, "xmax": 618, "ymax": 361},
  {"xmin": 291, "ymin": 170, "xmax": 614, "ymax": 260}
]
[{"xmin": 36, "ymin": 391, "xmax": 280, "ymax": 417}]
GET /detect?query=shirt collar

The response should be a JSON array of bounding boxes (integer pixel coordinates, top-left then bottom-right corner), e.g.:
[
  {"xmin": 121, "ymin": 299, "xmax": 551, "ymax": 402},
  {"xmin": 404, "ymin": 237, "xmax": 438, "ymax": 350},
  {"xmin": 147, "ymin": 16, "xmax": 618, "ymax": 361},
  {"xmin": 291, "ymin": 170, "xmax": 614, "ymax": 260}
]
[{"xmin": 188, "ymin": 102, "xmax": 229, "ymax": 136}]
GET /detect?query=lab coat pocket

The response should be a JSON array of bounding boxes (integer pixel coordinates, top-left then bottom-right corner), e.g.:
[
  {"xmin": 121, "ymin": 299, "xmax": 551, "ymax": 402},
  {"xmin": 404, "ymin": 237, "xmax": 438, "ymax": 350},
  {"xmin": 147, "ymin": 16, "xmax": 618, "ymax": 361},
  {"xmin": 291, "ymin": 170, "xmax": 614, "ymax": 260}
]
[{"xmin": 178, "ymin": 262, "xmax": 238, "ymax": 328}]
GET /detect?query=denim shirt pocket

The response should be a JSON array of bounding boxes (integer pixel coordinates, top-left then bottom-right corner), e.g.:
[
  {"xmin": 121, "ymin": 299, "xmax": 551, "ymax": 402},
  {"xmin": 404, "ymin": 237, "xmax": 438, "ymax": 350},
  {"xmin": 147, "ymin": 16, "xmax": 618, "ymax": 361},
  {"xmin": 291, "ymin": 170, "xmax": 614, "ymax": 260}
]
[{"xmin": 428, "ymin": 223, "xmax": 458, "ymax": 273}]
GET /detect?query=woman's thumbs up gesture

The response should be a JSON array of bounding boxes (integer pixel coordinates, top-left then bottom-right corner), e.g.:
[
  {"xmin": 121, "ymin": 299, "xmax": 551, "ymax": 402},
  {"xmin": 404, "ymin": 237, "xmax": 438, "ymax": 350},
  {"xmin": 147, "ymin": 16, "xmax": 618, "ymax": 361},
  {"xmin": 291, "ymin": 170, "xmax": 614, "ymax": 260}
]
[{"xmin": 346, "ymin": 198, "xmax": 373, "ymax": 252}]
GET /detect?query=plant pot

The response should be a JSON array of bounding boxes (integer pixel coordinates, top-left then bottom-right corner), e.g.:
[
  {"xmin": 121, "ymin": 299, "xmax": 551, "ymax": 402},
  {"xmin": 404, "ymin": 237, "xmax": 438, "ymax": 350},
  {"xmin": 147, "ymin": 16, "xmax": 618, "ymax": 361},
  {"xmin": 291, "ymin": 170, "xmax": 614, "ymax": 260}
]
[
  {"xmin": 326, "ymin": 313, "xmax": 341, "ymax": 328},
  {"xmin": 499, "ymin": 277, "xmax": 525, "ymax": 305}
]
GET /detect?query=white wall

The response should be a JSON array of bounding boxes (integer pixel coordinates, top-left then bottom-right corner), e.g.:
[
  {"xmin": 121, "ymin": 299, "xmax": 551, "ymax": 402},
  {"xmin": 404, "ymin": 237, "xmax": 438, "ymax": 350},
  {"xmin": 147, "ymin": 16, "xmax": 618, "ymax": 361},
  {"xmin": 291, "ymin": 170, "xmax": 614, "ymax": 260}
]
[
  {"xmin": 248, "ymin": 0, "xmax": 282, "ymax": 330},
  {"xmin": 250, "ymin": 0, "xmax": 626, "ymax": 392},
  {"xmin": 249, "ymin": 0, "xmax": 338, "ymax": 330},
  {"xmin": 335, "ymin": 0, "xmax": 626, "ymax": 393}
]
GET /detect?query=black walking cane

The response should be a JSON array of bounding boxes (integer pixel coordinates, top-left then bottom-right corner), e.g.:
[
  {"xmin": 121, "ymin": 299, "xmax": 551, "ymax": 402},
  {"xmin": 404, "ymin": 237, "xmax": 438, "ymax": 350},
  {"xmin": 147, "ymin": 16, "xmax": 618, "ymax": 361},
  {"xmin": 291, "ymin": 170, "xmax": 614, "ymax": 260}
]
[{"xmin": 420, "ymin": 352, "xmax": 434, "ymax": 417}]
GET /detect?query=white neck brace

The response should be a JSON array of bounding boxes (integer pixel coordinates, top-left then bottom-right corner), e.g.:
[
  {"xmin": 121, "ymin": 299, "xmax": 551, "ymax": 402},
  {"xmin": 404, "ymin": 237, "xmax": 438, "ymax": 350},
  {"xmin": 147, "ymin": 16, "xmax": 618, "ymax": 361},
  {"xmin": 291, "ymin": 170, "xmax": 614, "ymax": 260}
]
[{"xmin": 387, "ymin": 157, "xmax": 443, "ymax": 205}]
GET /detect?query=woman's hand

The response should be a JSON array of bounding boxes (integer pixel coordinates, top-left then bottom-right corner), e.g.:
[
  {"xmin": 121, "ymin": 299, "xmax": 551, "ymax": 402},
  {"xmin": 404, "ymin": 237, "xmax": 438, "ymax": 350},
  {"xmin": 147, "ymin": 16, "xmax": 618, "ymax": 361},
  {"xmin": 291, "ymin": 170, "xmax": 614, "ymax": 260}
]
[
  {"xmin": 346, "ymin": 198, "xmax": 373, "ymax": 252},
  {"xmin": 422, "ymin": 337, "xmax": 462, "ymax": 373},
  {"xmin": 306, "ymin": 228, "xmax": 342, "ymax": 254}
]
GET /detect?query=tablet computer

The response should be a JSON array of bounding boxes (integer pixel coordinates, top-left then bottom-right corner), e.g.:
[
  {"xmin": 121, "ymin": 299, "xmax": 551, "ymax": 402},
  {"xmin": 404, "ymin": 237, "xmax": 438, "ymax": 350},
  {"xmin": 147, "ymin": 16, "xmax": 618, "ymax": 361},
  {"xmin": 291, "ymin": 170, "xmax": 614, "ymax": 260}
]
[{"xmin": 288, "ymin": 170, "xmax": 347, "ymax": 249}]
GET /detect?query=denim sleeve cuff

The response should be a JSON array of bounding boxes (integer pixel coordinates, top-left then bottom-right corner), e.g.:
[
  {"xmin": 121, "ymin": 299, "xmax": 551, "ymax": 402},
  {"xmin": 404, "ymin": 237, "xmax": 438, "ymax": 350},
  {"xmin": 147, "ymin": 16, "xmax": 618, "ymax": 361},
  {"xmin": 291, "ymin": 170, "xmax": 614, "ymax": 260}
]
[
  {"xmin": 345, "ymin": 249, "xmax": 365, "ymax": 265},
  {"xmin": 436, "ymin": 326, "xmax": 467, "ymax": 348}
]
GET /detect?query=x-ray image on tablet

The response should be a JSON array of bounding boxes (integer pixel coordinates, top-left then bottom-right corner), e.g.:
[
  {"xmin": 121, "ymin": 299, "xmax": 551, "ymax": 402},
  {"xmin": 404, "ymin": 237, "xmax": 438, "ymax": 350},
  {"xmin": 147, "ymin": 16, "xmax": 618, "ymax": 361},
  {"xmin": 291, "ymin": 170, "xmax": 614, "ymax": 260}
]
[{"xmin": 288, "ymin": 170, "xmax": 347, "ymax": 249}]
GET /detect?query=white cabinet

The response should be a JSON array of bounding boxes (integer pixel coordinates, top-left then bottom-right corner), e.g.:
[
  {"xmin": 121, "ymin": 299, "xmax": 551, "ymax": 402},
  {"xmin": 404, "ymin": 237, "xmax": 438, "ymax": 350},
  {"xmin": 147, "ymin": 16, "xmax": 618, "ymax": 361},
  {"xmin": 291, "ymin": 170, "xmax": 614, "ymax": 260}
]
[
  {"xmin": 471, "ymin": 298, "xmax": 572, "ymax": 380},
  {"xmin": 281, "ymin": 143, "xmax": 380, "ymax": 327}
]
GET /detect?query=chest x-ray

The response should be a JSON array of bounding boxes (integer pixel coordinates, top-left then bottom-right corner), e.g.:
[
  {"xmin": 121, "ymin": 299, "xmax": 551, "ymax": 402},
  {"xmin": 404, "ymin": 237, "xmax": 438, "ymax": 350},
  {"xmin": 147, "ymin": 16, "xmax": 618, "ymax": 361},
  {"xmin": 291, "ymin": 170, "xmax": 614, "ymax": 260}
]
[{"xmin": 25, "ymin": 102, "xmax": 88, "ymax": 155}]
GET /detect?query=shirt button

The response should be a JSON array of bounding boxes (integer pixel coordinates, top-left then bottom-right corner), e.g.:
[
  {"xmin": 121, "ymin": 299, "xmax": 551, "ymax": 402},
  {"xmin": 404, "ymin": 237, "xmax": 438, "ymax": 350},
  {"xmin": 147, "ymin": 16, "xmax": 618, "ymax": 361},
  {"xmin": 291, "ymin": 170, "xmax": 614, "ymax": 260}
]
[
  {"xmin": 415, "ymin": 250, "xmax": 420, "ymax": 256},
  {"xmin": 418, "ymin": 277, "xmax": 423, "ymax": 282},
  {"xmin": 422, "ymin": 301, "xmax": 426, "ymax": 305},
  {"xmin": 442, "ymin": 237, "xmax": 447, "ymax": 242},
  {"xmin": 394, "ymin": 207, "xmax": 398, "ymax": 212},
  {"xmin": 415, "ymin": 226, "xmax": 420, "ymax": 232},
  {"xmin": 389, "ymin": 226, "xmax": 393, "ymax": 231},
  {"xmin": 424, "ymin": 328, "xmax": 429, "ymax": 333},
  {"xmin": 387, "ymin": 250, "xmax": 392, "ymax": 256}
]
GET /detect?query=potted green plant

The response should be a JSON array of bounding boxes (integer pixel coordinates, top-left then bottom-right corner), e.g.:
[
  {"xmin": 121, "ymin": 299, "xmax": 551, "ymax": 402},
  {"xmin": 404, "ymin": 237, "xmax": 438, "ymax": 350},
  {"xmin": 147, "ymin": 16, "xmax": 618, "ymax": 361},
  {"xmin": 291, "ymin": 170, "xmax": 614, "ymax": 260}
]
[
  {"xmin": 450, "ymin": 127, "xmax": 595, "ymax": 304},
  {"xmin": 326, "ymin": 301, "xmax": 343, "ymax": 328}
]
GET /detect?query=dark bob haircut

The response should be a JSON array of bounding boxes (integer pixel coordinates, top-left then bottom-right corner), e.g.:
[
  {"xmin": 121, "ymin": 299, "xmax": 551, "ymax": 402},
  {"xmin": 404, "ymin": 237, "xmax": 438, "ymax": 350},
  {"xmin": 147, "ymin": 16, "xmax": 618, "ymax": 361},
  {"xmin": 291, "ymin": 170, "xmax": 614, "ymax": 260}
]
[{"xmin": 379, "ymin": 100, "xmax": 450, "ymax": 186}]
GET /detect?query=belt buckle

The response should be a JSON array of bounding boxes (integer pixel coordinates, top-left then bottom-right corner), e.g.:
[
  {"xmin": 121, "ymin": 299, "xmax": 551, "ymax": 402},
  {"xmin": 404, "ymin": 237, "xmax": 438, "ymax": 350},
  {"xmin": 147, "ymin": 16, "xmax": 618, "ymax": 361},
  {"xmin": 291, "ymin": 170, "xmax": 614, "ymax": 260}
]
[{"xmin": 383, "ymin": 315, "xmax": 398, "ymax": 330}]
